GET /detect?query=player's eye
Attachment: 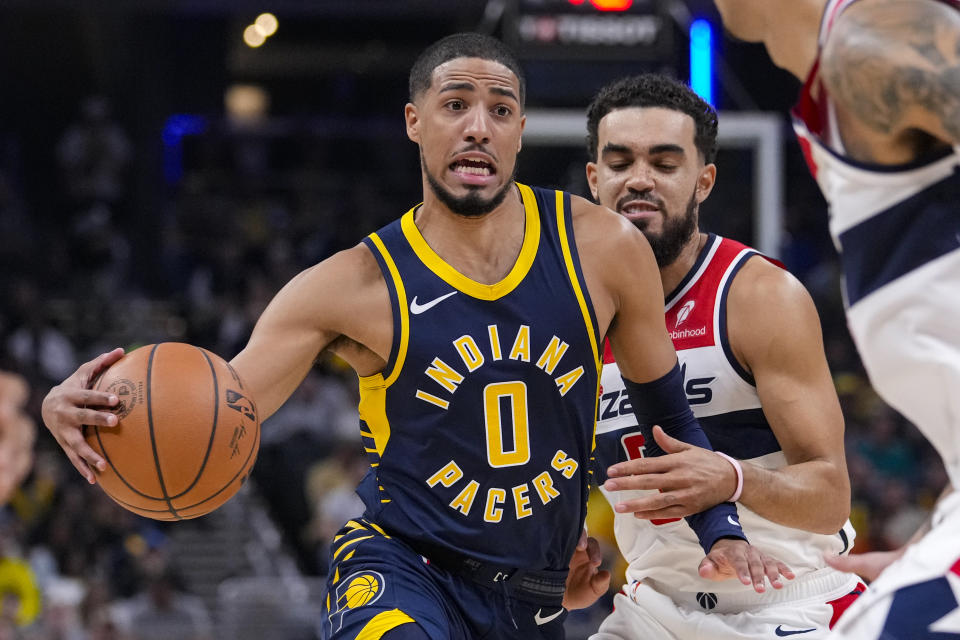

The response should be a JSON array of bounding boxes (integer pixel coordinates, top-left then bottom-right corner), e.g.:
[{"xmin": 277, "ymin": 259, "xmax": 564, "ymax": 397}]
[
  {"xmin": 492, "ymin": 105, "xmax": 512, "ymax": 117},
  {"xmin": 446, "ymin": 100, "xmax": 465, "ymax": 111}
]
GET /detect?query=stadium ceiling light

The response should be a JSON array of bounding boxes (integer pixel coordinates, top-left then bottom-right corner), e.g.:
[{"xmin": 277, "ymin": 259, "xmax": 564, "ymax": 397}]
[
  {"xmin": 255, "ymin": 13, "xmax": 279, "ymax": 37},
  {"xmin": 243, "ymin": 24, "xmax": 267, "ymax": 48}
]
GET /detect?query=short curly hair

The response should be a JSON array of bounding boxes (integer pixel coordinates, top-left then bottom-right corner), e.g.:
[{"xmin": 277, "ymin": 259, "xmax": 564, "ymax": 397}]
[
  {"xmin": 585, "ymin": 74, "xmax": 717, "ymax": 164},
  {"xmin": 409, "ymin": 33, "xmax": 526, "ymax": 107}
]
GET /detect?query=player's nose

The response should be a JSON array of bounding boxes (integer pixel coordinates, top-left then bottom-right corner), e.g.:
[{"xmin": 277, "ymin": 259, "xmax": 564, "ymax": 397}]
[
  {"xmin": 463, "ymin": 108, "xmax": 492, "ymax": 144},
  {"xmin": 624, "ymin": 165, "xmax": 655, "ymax": 192}
]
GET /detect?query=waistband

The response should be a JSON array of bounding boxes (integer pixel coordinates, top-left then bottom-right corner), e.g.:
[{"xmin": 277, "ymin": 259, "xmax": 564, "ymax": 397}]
[
  {"xmin": 641, "ymin": 567, "xmax": 860, "ymax": 613},
  {"xmin": 405, "ymin": 538, "xmax": 568, "ymax": 608}
]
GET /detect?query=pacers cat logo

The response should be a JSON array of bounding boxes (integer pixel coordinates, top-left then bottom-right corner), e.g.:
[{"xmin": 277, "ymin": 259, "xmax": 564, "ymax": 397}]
[{"xmin": 328, "ymin": 571, "xmax": 385, "ymax": 632}]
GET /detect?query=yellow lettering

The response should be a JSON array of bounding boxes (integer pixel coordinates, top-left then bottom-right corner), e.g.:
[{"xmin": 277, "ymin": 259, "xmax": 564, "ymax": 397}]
[
  {"xmin": 536, "ymin": 336, "xmax": 569, "ymax": 375},
  {"xmin": 551, "ymin": 450, "xmax": 578, "ymax": 479},
  {"xmin": 488, "ymin": 325, "xmax": 502, "ymax": 361},
  {"xmin": 450, "ymin": 480, "xmax": 480, "ymax": 516},
  {"xmin": 454, "ymin": 335, "xmax": 485, "ymax": 372},
  {"xmin": 425, "ymin": 358, "xmax": 464, "ymax": 393},
  {"xmin": 426, "ymin": 461, "xmax": 463, "ymax": 487},
  {"xmin": 554, "ymin": 366, "xmax": 584, "ymax": 396},
  {"xmin": 512, "ymin": 484, "xmax": 533, "ymax": 519},
  {"xmin": 532, "ymin": 471, "xmax": 560, "ymax": 504},
  {"xmin": 509, "ymin": 325, "xmax": 531, "ymax": 362},
  {"xmin": 416, "ymin": 390, "xmax": 449, "ymax": 409},
  {"xmin": 484, "ymin": 382, "xmax": 530, "ymax": 468},
  {"xmin": 484, "ymin": 488, "xmax": 506, "ymax": 523}
]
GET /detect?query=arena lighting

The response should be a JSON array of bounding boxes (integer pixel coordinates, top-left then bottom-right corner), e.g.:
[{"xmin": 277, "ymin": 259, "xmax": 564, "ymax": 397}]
[
  {"xmin": 566, "ymin": 0, "xmax": 634, "ymax": 10},
  {"xmin": 689, "ymin": 18, "xmax": 715, "ymax": 107},
  {"xmin": 243, "ymin": 24, "xmax": 266, "ymax": 48},
  {"xmin": 254, "ymin": 13, "xmax": 278, "ymax": 37}
]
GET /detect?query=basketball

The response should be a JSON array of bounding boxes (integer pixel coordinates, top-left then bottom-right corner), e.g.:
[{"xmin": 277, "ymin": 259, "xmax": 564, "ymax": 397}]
[{"xmin": 84, "ymin": 343, "xmax": 260, "ymax": 520}]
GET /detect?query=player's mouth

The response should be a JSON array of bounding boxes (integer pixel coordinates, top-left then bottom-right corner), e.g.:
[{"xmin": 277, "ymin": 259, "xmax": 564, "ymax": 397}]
[
  {"xmin": 450, "ymin": 156, "xmax": 497, "ymax": 186},
  {"xmin": 619, "ymin": 199, "xmax": 660, "ymax": 222}
]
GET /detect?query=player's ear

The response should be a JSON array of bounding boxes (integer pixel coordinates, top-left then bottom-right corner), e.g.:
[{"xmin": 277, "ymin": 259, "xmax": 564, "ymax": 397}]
[
  {"xmin": 405, "ymin": 103, "xmax": 420, "ymax": 143},
  {"xmin": 517, "ymin": 113, "xmax": 526, "ymax": 153},
  {"xmin": 585, "ymin": 162, "xmax": 599, "ymax": 202},
  {"xmin": 696, "ymin": 163, "xmax": 717, "ymax": 203}
]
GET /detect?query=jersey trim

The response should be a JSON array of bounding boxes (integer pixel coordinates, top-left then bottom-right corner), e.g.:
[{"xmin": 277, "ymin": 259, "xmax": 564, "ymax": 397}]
[
  {"xmin": 665, "ymin": 234, "xmax": 721, "ymax": 311},
  {"xmin": 717, "ymin": 250, "xmax": 759, "ymax": 386},
  {"xmin": 555, "ymin": 190, "xmax": 602, "ymax": 451},
  {"xmin": 360, "ymin": 233, "xmax": 410, "ymax": 388},
  {"xmin": 398, "ymin": 183, "xmax": 541, "ymax": 301},
  {"xmin": 356, "ymin": 609, "xmax": 416, "ymax": 640},
  {"xmin": 555, "ymin": 190, "xmax": 600, "ymax": 371},
  {"xmin": 665, "ymin": 233, "xmax": 718, "ymax": 306}
]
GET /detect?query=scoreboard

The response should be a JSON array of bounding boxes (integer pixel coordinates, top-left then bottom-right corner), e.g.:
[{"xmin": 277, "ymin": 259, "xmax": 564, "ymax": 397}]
[{"xmin": 503, "ymin": 0, "xmax": 674, "ymax": 61}]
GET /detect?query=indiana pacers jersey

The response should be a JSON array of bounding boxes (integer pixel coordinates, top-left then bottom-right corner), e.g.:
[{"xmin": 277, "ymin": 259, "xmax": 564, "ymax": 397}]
[
  {"xmin": 792, "ymin": 0, "xmax": 960, "ymax": 487},
  {"xmin": 356, "ymin": 183, "xmax": 601, "ymax": 572},
  {"xmin": 594, "ymin": 234, "xmax": 856, "ymax": 594}
]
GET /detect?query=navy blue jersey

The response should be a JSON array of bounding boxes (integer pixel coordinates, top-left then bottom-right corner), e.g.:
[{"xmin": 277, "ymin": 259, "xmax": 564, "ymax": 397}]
[{"xmin": 356, "ymin": 183, "xmax": 600, "ymax": 571}]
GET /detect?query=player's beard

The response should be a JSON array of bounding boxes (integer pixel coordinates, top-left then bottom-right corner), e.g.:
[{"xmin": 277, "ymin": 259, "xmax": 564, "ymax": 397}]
[
  {"xmin": 632, "ymin": 189, "xmax": 699, "ymax": 268},
  {"xmin": 422, "ymin": 151, "xmax": 518, "ymax": 218}
]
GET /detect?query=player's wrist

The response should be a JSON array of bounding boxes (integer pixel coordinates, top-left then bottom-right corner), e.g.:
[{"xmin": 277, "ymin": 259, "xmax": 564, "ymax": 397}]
[{"xmin": 714, "ymin": 451, "xmax": 743, "ymax": 502}]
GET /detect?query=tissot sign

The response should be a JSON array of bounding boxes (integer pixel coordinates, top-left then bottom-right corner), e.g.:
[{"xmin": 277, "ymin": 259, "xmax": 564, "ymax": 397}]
[{"xmin": 504, "ymin": 0, "xmax": 673, "ymax": 61}]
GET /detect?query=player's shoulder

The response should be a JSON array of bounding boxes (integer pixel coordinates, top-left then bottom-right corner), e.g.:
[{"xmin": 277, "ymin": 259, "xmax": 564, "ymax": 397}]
[
  {"xmin": 568, "ymin": 193, "xmax": 647, "ymax": 250},
  {"xmin": 729, "ymin": 254, "xmax": 817, "ymax": 322},
  {"xmin": 287, "ymin": 242, "xmax": 385, "ymax": 309}
]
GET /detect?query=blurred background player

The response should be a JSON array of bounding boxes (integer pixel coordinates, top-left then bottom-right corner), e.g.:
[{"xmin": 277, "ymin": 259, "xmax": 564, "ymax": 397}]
[
  {"xmin": 41, "ymin": 33, "xmax": 786, "ymax": 640},
  {"xmin": 711, "ymin": 0, "xmax": 960, "ymax": 637},
  {"xmin": 0, "ymin": 372, "xmax": 34, "ymax": 507},
  {"xmin": 574, "ymin": 73, "xmax": 862, "ymax": 638}
]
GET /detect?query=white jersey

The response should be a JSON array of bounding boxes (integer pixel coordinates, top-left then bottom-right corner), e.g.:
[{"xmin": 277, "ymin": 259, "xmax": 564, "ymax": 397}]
[
  {"xmin": 792, "ymin": 0, "xmax": 960, "ymax": 488},
  {"xmin": 594, "ymin": 234, "xmax": 857, "ymax": 600}
]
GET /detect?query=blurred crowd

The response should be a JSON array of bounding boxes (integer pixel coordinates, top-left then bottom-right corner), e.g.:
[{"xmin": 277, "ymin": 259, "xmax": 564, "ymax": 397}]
[{"xmin": 0, "ymin": 95, "xmax": 946, "ymax": 638}]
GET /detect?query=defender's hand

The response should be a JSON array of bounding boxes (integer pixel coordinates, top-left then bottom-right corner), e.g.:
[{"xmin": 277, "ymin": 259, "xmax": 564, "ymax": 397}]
[
  {"xmin": 699, "ymin": 538, "xmax": 795, "ymax": 593},
  {"xmin": 41, "ymin": 348, "xmax": 124, "ymax": 484},
  {"xmin": 604, "ymin": 426, "xmax": 737, "ymax": 519},
  {"xmin": 563, "ymin": 530, "xmax": 611, "ymax": 610},
  {"xmin": 825, "ymin": 549, "xmax": 903, "ymax": 583}
]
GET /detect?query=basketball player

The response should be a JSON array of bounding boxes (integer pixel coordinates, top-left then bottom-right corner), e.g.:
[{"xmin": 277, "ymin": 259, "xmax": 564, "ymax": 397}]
[
  {"xmin": 40, "ymin": 34, "xmax": 789, "ymax": 640},
  {"xmin": 0, "ymin": 370, "xmax": 34, "ymax": 505},
  {"xmin": 564, "ymin": 73, "xmax": 862, "ymax": 638},
  {"xmin": 708, "ymin": 1, "xmax": 960, "ymax": 637}
]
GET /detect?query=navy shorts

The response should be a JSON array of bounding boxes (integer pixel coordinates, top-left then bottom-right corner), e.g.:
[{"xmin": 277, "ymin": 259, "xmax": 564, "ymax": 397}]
[{"xmin": 321, "ymin": 519, "xmax": 569, "ymax": 640}]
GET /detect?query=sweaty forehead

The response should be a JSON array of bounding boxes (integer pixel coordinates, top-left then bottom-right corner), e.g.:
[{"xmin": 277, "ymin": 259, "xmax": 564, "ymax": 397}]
[{"xmin": 429, "ymin": 57, "xmax": 520, "ymax": 96}]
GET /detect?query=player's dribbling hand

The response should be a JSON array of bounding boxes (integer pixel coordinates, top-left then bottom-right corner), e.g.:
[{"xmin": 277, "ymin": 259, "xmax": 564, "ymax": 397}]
[
  {"xmin": 604, "ymin": 426, "xmax": 737, "ymax": 519},
  {"xmin": 563, "ymin": 530, "xmax": 611, "ymax": 610},
  {"xmin": 699, "ymin": 538, "xmax": 794, "ymax": 593},
  {"xmin": 41, "ymin": 348, "xmax": 124, "ymax": 484}
]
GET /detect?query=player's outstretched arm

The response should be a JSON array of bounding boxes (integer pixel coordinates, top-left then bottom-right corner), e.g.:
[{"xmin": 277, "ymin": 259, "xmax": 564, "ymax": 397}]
[
  {"xmin": 821, "ymin": 0, "xmax": 960, "ymax": 160},
  {"xmin": 231, "ymin": 243, "xmax": 388, "ymax": 420}
]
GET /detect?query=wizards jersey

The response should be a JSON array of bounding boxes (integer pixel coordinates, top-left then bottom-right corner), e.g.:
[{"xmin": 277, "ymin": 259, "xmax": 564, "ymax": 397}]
[
  {"xmin": 594, "ymin": 234, "xmax": 856, "ymax": 593},
  {"xmin": 792, "ymin": 0, "xmax": 960, "ymax": 487},
  {"xmin": 355, "ymin": 183, "xmax": 601, "ymax": 571}
]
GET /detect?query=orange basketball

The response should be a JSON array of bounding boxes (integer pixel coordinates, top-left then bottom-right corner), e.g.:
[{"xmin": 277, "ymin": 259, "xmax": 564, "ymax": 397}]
[{"xmin": 84, "ymin": 343, "xmax": 260, "ymax": 520}]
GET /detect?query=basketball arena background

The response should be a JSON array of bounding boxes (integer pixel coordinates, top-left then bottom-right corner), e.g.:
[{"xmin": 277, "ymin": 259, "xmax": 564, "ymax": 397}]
[{"xmin": 0, "ymin": 1, "xmax": 946, "ymax": 638}]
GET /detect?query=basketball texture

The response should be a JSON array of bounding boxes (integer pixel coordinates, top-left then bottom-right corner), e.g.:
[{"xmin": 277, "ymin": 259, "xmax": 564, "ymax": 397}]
[{"xmin": 84, "ymin": 343, "xmax": 260, "ymax": 520}]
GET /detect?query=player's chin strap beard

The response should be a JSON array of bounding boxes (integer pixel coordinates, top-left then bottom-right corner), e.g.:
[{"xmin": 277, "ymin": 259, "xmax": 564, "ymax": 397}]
[{"xmin": 421, "ymin": 151, "xmax": 519, "ymax": 218}]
